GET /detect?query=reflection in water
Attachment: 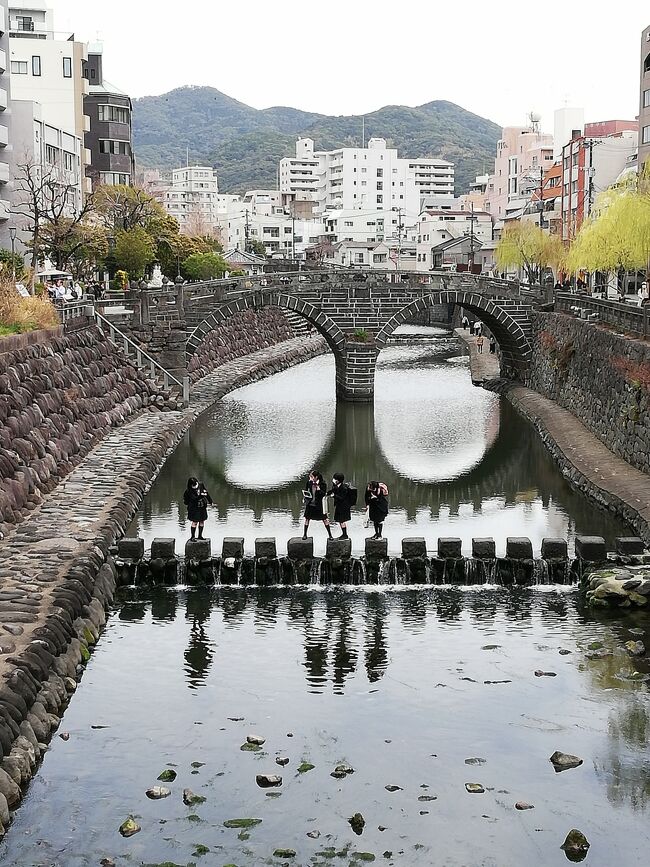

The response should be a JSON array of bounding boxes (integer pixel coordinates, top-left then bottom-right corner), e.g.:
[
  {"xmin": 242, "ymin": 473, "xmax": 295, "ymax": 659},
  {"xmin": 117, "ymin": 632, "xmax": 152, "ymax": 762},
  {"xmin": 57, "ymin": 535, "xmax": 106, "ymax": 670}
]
[
  {"xmin": 129, "ymin": 332, "xmax": 629, "ymax": 554},
  {"xmin": 3, "ymin": 587, "xmax": 650, "ymax": 867}
]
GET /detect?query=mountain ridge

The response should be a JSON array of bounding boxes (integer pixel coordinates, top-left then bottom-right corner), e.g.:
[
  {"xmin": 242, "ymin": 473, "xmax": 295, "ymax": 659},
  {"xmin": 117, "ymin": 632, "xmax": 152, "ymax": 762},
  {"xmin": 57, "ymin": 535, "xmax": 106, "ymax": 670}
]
[{"xmin": 132, "ymin": 86, "xmax": 501, "ymax": 195}]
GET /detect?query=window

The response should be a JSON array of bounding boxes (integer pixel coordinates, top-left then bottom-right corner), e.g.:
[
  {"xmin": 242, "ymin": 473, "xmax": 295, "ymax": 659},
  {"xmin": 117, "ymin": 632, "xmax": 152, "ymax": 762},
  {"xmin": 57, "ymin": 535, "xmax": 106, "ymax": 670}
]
[
  {"xmin": 32, "ymin": 56, "xmax": 41, "ymax": 76},
  {"xmin": 63, "ymin": 57, "xmax": 72, "ymax": 78},
  {"xmin": 344, "ymin": 221, "xmax": 353, "ymax": 227},
  {"xmin": 377, "ymin": 168, "xmax": 383, "ymax": 177},
  {"xmin": 45, "ymin": 145, "xmax": 58, "ymax": 165},
  {"xmin": 377, "ymin": 195, "xmax": 383, "ymax": 204},
  {"xmin": 98, "ymin": 105, "xmax": 130, "ymax": 124},
  {"xmin": 63, "ymin": 152, "xmax": 75, "ymax": 171},
  {"xmin": 643, "ymin": 125, "xmax": 650, "ymax": 145},
  {"xmin": 99, "ymin": 139, "xmax": 131, "ymax": 155},
  {"xmin": 11, "ymin": 61, "xmax": 28, "ymax": 74},
  {"xmin": 645, "ymin": 90, "xmax": 650, "ymax": 108},
  {"xmin": 572, "ymin": 153, "xmax": 579, "ymax": 167},
  {"xmin": 377, "ymin": 181, "xmax": 383, "ymax": 190},
  {"xmin": 284, "ymin": 226, "xmax": 292, "ymax": 234},
  {"xmin": 571, "ymin": 180, "xmax": 578, "ymax": 193}
]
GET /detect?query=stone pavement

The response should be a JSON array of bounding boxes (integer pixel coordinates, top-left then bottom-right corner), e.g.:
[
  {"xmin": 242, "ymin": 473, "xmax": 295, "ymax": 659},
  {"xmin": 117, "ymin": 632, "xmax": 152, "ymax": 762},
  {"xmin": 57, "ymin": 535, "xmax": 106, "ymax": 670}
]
[
  {"xmin": 0, "ymin": 336, "xmax": 326, "ymax": 682},
  {"xmin": 454, "ymin": 327, "xmax": 500, "ymax": 382},
  {"xmin": 506, "ymin": 386, "xmax": 650, "ymax": 545}
]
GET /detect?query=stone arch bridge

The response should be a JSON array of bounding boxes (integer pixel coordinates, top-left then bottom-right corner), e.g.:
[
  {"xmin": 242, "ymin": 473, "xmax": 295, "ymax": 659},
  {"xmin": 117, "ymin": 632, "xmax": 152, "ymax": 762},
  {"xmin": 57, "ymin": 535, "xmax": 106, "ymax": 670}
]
[{"xmin": 136, "ymin": 270, "xmax": 536, "ymax": 402}]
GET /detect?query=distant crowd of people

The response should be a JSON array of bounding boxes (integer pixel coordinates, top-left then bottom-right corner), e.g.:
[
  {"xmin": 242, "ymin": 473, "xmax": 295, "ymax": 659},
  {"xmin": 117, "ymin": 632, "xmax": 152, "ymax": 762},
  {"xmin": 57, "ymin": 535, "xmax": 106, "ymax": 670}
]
[{"xmin": 47, "ymin": 279, "xmax": 104, "ymax": 303}]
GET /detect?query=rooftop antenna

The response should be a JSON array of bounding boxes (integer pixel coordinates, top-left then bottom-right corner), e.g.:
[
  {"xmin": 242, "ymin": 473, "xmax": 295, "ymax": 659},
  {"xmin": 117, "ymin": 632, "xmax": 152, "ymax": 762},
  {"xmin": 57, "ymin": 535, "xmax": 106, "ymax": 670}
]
[
  {"xmin": 529, "ymin": 111, "xmax": 541, "ymax": 134},
  {"xmin": 362, "ymin": 116, "xmax": 365, "ymax": 148},
  {"xmin": 186, "ymin": 146, "xmax": 189, "ymax": 167}
]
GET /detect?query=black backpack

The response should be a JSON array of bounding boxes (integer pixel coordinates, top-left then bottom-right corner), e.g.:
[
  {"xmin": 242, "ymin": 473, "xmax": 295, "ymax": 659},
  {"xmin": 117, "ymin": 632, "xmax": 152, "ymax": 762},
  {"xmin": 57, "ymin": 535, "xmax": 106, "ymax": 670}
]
[{"xmin": 345, "ymin": 485, "xmax": 358, "ymax": 507}]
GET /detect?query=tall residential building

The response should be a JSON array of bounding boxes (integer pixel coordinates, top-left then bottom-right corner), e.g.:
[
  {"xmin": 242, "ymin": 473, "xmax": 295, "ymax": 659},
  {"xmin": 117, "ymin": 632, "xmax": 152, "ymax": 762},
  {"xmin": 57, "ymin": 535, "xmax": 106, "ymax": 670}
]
[
  {"xmin": 640, "ymin": 25, "xmax": 650, "ymax": 172},
  {"xmin": 483, "ymin": 125, "xmax": 554, "ymax": 222},
  {"xmin": 560, "ymin": 127, "xmax": 637, "ymax": 241},
  {"xmin": 0, "ymin": 0, "xmax": 13, "ymax": 237},
  {"xmin": 83, "ymin": 43, "xmax": 134, "ymax": 188},
  {"xmin": 8, "ymin": 1, "xmax": 91, "ymax": 195},
  {"xmin": 159, "ymin": 166, "xmax": 220, "ymax": 234},
  {"xmin": 279, "ymin": 137, "xmax": 454, "ymax": 219}
]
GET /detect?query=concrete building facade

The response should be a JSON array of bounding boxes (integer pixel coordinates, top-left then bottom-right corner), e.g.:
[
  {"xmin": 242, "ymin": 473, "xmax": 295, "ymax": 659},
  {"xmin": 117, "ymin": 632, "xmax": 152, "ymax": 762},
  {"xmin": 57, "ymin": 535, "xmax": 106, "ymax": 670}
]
[
  {"xmin": 639, "ymin": 24, "xmax": 650, "ymax": 171},
  {"xmin": 560, "ymin": 128, "xmax": 637, "ymax": 240},
  {"xmin": 280, "ymin": 137, "xmax": 454, "ymax": 219},
  {"xmin": 83, "ymin": 43, "xmax": 134, "ymax": 188},
  {"xmin": 483, "ymin": 125, "xmax": 554, "ymax": 222}
]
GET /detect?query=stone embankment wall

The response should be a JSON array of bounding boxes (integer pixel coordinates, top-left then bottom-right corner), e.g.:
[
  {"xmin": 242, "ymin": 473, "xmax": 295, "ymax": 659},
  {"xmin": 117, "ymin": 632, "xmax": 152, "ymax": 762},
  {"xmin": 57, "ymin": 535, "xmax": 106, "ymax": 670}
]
[
  {"xmin": 527, "ymin": 313, "xmax": 650, "ymax": 476},
  {"xmin": 0, "ymin": 326, "xmax": 160, "ymax": 538},
  {"xmin": 188, "ymin": 308, "xmax": 305, "ymax": 381}
]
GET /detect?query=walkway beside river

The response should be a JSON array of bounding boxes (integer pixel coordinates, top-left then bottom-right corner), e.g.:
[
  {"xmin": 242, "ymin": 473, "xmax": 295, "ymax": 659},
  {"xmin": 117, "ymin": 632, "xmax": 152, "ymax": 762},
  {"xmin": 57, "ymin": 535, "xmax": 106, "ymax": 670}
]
[
  {"xmin": 454, "ymin": 327, "xmax": 500, "ymax": 382},
  {"xmin": 0, "ymin": 335, "xmax": 326, "ymax": 682}
]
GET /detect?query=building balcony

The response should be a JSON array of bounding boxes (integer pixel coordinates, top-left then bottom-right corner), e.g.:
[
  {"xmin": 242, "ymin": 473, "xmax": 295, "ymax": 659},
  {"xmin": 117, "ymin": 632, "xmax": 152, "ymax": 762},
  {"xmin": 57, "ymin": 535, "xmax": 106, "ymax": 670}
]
[
  {"xmin": 0, "ymin": 125, "xmax": 7, "ymax": 147},
  {"xmin": 0, "ymin": 88, "xmax": 6, "ymax": 111},
  {"xmin": 0, "ymin": 198, "xmax": 10, "ymax": 221},
  {"xmin": 0, "ymin": 6, "xmax": 5, "ymax": 35},
  {"xmin": 0, "ymin": 161, "xmax": 9, "ymax": 184},
  {"xmin": 0, "ymin": 49, "xmax": 6, "ymax": 74}
]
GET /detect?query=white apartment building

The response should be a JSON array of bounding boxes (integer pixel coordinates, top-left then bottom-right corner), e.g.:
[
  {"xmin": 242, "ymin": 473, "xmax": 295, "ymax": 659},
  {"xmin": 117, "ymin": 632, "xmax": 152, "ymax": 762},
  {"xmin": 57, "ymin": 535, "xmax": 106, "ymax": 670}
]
[
  {"xmin": 0, "ymin": 0, "xmax": 12, "ymax": 232},
  {"xmin": 321, "ymin": 206, "xmax": 407, "ymax": 245},
  {"xmin": 279, "ymin": 137, "xmax": 454, "ymax": 219},
  {"xmin": 226, "ymin": 209, "xmax": 326, "ymax": 258},
  {"xmin": 414, "ymin": 208, "xmax": 491, "ymax": 272},
  {"xmin": 8, "ymin": 1, "xmax": 90, "ymax": 194},
  {"xmin": 161, "ymin": 166, "xmax": 219, "ymax": 233}
]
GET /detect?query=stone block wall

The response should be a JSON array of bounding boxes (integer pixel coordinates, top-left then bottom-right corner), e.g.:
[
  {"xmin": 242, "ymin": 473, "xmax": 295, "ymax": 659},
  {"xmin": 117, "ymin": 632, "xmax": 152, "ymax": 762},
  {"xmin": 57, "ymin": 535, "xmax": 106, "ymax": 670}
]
[
  {"xmin": 527, "ymin": 312, "xmax": 650, "ymax": 475},
  {"xmin": 188, "ymin": 307, "xmax": 298, "ymax": 381},
  {"xmin": 0, "ymin": 326, "xmax": 158, "ymax": 536}
]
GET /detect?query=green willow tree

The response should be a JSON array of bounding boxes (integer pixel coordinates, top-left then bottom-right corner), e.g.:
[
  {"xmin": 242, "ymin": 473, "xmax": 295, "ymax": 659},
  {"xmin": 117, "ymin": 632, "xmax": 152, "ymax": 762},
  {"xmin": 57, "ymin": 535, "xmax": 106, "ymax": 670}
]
[
  {"xmin": 567, "ymin": 169, "xmax": 650, "ymax": 279},
  {"xmin": 113, "ymin": 227, "xmax": 157, "ymax": 279},
  {"xmin": 182, "ymin": 251, "xmax": 228, "ymax": 280},
  {"xmin": 495, "ymin": 222, "xmax": 565, "ymax": 284}
]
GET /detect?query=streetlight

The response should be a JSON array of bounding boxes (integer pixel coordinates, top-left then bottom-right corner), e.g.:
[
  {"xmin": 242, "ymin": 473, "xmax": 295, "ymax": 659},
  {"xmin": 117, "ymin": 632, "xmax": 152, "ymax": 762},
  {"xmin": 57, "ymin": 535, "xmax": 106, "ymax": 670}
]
[{"xmin": 9, "ymin": 227, "xmax": 17, "ymax": 284}]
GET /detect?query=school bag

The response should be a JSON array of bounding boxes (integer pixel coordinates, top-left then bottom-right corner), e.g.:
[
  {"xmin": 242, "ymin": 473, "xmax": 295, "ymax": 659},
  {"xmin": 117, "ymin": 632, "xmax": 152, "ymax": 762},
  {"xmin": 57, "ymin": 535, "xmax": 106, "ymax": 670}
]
[{"xmin": 345, "ymin": 485, "xmax": 358, "ymax": 507}]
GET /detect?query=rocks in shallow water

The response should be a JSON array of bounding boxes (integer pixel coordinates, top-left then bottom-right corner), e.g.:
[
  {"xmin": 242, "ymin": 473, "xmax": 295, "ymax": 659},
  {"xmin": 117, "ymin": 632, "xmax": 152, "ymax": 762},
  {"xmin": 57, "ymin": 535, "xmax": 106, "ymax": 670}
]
[
  {"xmin": 273, "ymin": 849, "xmax": 296, "ymax": 858},
  {"xmin": 157, "ymin": 768, "xmax": 177, "ymax": 782},
  {"xmin": 118, "ymin": 816, "xmax": 140, "ymax": 837},
  {"xmin": 183, "ymin": 788, "xmax": 206, "ymax": 804},
  {"xmin": 59, "ymin": 732, "xmax": 70, "ymax": 741},
  {"xmin": 559, "ymin": 649, "xmax": 572, "ymax": 655},
  {"xmin": 247, "ymin": 734, "xmax": 266, "ymax": 746},
  {"xmin": 240, "ymin": 741, "xmax": 262, "ymax": 752},
  {"xmin": 464, "ymin": 757, "xmax": 487, "ymax": 765},
  {"xmin": 515, "ymin": 801, "xmax": 534, "ymax": 810},
  {"xmin": 586, "ymin": 567, "xmax": 650, "ymax": 608},
  {"xmin": 99, "ymin": 859, "xmax": 115, "ymax": 867},
  {"xmin": 276, "ymin": 756, "xmax": 290, "ymax": 767},
  {"xmin": 385, "ymin": 784, "xmax": 402, "ymax": 792},
  {"xmin": 418, "ymin": 795, "xmax": 437, "ymax": 802},
  {"xmin": 561, "ymin": 828, "xmax": 590, "ymax": 861},
  {"xmin": 307, "ymin": 830, "xmax": 321, "ymax": 839},
  {"xmin": 465, "ymin": 783, "xmax": 485, "ymax": 793},
  {"xmin": 146, "ymin": 786, "xmax": 171, "ymax": 799},
  {"xmin": 586, "ymin": 649, "xmax": 612, "ymax": 660},
  {"xmin": 349, "ymin": 812, "xmax": 365, "ymax": 835},
  {"xmin": 550, "ymin": 751, "xmax": 583, "ymax": 772},
  {"xmin": 331, "ymin": 763, "xmax": 355, "ymax": 779},
  {"xmin": 297, "ymin": 762, "xmax": 315, "ymax": 774},
  {"xmin": 624, "ymin": 640, "xmax": 645, "ymax": 656},
  {"xmin": 256, "ymin": 774, "xmax": 282, "ymax": 788},
  {"xmin": 534, "ymin": 670, "xmax": 557, "ymax": 677},
  {"xmin": 223, "ymin": 817, "xmax": 262, "ymax": 829}
]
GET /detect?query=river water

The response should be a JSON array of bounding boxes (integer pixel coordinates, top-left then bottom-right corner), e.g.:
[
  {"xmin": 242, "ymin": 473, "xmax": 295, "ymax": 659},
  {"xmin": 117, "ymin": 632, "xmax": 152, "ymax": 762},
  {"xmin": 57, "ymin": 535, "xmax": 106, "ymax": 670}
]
[
  {"xmin": 2, "ymin": 330, "xmax": 647, "ymax": 867},
  {"xmin": 1, "ymin": 587, "xmax": 649, "ymax": 866},
  {"xmin": 128, "ymin": 327, "xmax": 627, "ymax": 556}
]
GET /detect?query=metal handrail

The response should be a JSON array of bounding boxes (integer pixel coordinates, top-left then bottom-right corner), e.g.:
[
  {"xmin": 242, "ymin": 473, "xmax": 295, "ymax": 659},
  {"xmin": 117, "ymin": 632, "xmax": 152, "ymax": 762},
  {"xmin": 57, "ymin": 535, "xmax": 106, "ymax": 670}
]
[{"xmin": 93, "ymin": 309, "xmax": 190, "ymax": 405}]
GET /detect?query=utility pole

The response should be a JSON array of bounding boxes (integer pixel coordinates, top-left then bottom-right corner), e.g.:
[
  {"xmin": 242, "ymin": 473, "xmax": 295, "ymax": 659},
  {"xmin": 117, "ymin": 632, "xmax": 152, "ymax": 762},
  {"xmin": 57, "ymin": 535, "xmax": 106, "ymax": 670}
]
[
  {"xmin": 539, "ymin": 166, "xmax": 544, "ymax": 229},
  {"xmin": 244, "ymin": 209, "xmax": 251, "ymax": 252},
  {"xmin": 587, "ymin": 140, "xmax": 594, "ymax": 217},
  {"xmin": 468, "ymin": 203, "xmax": 476, "ymax": 270},
  {"xmin": 292, "ymin": 215, "xmax": 296, "ymax": 262},
  {"xmin": 395, "ymin": 206, "xmax": 404, "ymax": 272}
]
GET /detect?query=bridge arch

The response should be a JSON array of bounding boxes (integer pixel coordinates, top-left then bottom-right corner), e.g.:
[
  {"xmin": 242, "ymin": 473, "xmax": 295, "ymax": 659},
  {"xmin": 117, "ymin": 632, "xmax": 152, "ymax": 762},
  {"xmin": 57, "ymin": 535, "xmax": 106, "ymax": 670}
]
[
  {"xmin": 186, "ymin": 290, "xmax": 347, "ymax": 382},
  {"xmin": 375, "ymin": 290, "xmax": 531, "ymax": 378}
]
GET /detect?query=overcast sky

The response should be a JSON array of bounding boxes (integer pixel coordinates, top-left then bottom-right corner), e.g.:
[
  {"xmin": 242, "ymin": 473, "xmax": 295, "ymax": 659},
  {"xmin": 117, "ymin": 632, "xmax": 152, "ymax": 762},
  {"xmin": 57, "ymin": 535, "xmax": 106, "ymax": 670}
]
[{"xmin": 53, "ymin": 0, "xmax": 648, "ymax": 130}]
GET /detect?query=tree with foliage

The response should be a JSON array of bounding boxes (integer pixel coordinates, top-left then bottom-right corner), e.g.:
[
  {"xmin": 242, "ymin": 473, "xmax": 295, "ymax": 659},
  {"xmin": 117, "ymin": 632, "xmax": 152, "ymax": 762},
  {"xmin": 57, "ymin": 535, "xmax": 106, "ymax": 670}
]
[
  {"xmin": 182, "ymin": 251, "xmax": 227, "ymax": 281},
  {"xmin": 495, "ymin": 221, "xmax": 565, "ymax": 285},
  {"xmin": 11, "ymin": 157, "xmax": 95, "ymax": 285},
  {"xmin": 566, "ymin": 169, "xmax": 650, "ymax": 279},
  {"xmin": 0, "ymin": 249, "xmax": 28, "ymax": 283},
  {"xmin": 113, "ymin": 227, "xmax": 156, "ymax": 279},
  {"xmin": 95, "ymin": 184, "xmax": 171, "ymax": 233},
  {"xmin": 247, "ymin": 238, "xmax": 267, "ymax": 257},
  {"xmin": 39, "ymin": 219, "xmax": 109, "ymax": 278}
]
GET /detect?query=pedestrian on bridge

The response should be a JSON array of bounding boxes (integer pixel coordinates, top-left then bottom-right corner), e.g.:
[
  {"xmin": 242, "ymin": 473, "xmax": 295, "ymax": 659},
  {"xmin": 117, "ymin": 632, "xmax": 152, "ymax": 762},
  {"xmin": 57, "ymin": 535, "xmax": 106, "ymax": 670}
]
[
  {"xmin": 489, "ymin": 336, "xmax": 496, "ymax": 354},
  {"xmin": 303, "ymin": 470, "xmax": 332, "ymax": 540},
  {"xmin": 461, "ymin": 315, "xmax": 469, "ymax": 330},
  {"xmin": 477, "ymin": 334, "xmax": 484, "ymax": 354},
  {"xmin": 184, "ymin": 477, "xmax": 213, "ymax": 540}
]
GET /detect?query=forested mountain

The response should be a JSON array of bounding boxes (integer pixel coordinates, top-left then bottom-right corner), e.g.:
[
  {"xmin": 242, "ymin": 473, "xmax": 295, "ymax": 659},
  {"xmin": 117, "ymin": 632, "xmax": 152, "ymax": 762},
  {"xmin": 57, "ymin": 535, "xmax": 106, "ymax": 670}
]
[{"xmin": 133, "ymin": 86, "xmax": 501, "ymax": 195}]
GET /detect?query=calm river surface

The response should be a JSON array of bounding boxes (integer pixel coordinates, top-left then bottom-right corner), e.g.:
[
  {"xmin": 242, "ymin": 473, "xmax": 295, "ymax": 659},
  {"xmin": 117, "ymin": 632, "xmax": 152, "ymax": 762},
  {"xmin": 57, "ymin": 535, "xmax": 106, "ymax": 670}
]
[
  {"xmin": 1, "ymin": 587, "xmax": 649, "ymax": 866},
  {"xmin": 129, "ymin": 327, "xmax": 627, "ymax": 555}
]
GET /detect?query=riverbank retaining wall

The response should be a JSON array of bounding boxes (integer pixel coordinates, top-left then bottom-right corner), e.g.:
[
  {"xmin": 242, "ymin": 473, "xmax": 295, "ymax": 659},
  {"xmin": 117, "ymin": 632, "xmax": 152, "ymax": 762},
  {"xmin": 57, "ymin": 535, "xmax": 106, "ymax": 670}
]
[
  {"xmin": 527, "ymin": 313, "xmax": 650, "ymax": 476},
  {"xmin": 187, "ymin": 308, "xmax": 306, "ymax": 382},
  {"xmin": 0, "ymin": 326, "xmax": 161, "ymax": 538}
]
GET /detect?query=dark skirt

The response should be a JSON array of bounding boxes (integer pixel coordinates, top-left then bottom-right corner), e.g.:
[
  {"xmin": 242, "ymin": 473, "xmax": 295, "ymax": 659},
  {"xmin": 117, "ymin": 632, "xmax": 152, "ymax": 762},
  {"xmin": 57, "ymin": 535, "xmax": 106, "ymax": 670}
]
[{"xmin": 333, "ymin": 503, "xmax": 351, "ymax": 523}]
